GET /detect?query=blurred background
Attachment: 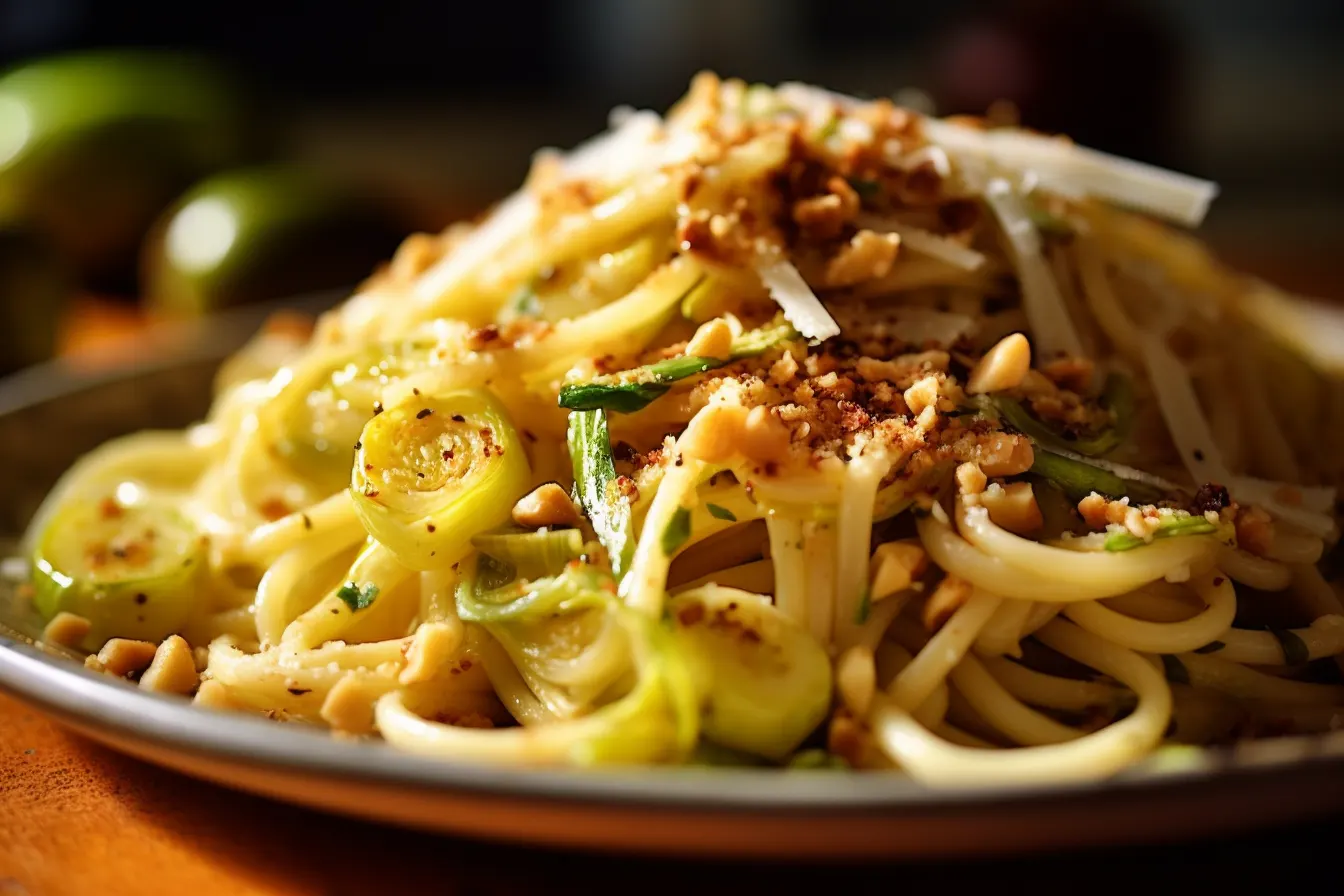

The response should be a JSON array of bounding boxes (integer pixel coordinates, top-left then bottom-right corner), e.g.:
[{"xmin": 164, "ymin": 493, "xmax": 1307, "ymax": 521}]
[{"xmin": 0, "ymin": 0, "xmax": 1340, "ymax": 373}]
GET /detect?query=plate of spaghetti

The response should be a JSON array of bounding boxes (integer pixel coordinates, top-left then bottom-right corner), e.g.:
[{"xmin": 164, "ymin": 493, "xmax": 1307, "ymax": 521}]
[{"xmin": 2, "ymin": 74, "xmax": 1343, "ymax": 858}]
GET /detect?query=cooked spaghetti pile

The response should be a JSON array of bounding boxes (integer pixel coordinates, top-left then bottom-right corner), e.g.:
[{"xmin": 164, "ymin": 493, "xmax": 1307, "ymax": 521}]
[{"xmin": 24, "ymin": 74, "xmax": 1344, "ymax": 784}]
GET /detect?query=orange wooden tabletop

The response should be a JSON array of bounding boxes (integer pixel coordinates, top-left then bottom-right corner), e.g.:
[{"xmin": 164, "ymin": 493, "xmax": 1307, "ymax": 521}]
[{"xmin": 0, "ymin": 686, "xmax": 1341, "ymax": 896}]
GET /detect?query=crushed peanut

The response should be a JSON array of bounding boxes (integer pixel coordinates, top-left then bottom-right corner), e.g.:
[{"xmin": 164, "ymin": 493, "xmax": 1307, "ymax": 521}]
[
  {"xmin": 922, "ymin": 575, "xmax": 973, "ymax": 631},
  {"xmin": 400, "ymin": 621, "xmax": 464, "ymax": 685},
  {"xmin": 320, "ymin": 674, "xmax": 381, "ymax": 735},
  {"xmin": 836, "ymin": 645, "xmax": 877, "ymax": 717},
  {"xmin": 511, "ymin": 482, "xmax": 581, "ymax": 529},
  {"xmin": 1236, "ymin": 506, "xmax": 1275, "ymax": 557},
  {"xmin": 966, "ymin": 333, "xmax": 1031, "ymax": 394},
  {"xmin": 94, "ymin": 638, "xmax": 159, "ymax": 678},
  {"xmin": 979, "ymin": 482, "xmax": 1044, "ymax": 535},
  {"xmin": 42, "ymin": 612, "xmax": 91, "ymax": 649},
  {"xmin": 193, "ymin": 679, "xmax": 242, "ymax": 711},
  {"xmin": 139, "ymin": 635, "xmax": 201, "ymax": 695},
  {"xmin": 680, "ymin": 403, "xmax": 749, "ymax": 464},
  {"xmin": 685, "ymin": 318, "xmax": 734, "ymax": 361},
  {"xmin": 821, "ymin": 230, "xmax": 900, "ymax": 288},
  {"xmin": 955, "ymin": 462, "xmax": 987, "ymax": 495},
  {"xmin": 869, "ymin": 540, "xmax": 927, "ymax": 601},
  {"xmin": 975, "ymin": 433, "xmax": 1035, "ymax": 477},
  {"xmin": 739, "ymin": 406, "xmax": 791, "ymax": 463},
  {"xmin": 903, "ymin": 376, "xmax": 941, "ymax": 416}
]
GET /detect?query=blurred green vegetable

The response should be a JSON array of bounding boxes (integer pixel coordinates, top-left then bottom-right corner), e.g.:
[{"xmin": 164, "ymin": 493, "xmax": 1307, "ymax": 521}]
[
  {"xmin": 142, "ymin": 166, "xmax": 404, "ymax": 315},
  {"xmin": 0, "ymin": 50, "xmax": 264, "ymax": 287}
]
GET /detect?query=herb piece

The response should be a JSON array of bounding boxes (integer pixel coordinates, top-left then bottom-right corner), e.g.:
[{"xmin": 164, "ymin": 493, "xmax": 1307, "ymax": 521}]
[
  {"xmin": 1268, "ymin": 627, "xmax": 1310, "ymax": 666},
  {"xmin": 706, "ymin": 503, "xmax": 737, "ymax": 522},
  {"xmin": 508, "ymin": 282, "xmax": 542, "ymax": 318},
  {"xmin": 336, "ymin": 581, "xmax": 380, "ymax": 612},
  {"xmin": 557, "ymin": 321, "xmax": 797, "ymax": 413},
  {"xmin": 1104, "ymin": 514, "xmax": 1219, "ymax": 552},
  {"xmin": 854, "ymin": 587, "xmax": 872, "ymax": 625},
  {"xmin": 567, "ymin": 409, "xmax": 636, "ymax": 580},
  {"xmin": 1160, "ymin": 654, "xmax": 1190, "ymax": 685},
  {"xmin": 661, "ymin": 506, "xmax": 692, "ymax": 556},
  {"xmin": 1193, "ymin": 640, "xmax": 1225, "ymax": 654}
]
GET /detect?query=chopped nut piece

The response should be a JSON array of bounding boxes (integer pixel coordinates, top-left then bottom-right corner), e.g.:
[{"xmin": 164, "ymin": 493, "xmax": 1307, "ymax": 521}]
[
  {"xmin": 42, "ymin": 612, "xmax": 91, "ymax": 649},
  {"xmin": 320, "ymin": 674, "xmax": 381, "ymax": 735},
  {"xmin": 836, "ymin": 645, "xmax": 876, "ymax": 717},
  {"xmin": 976, "ymin": 433, "xmax": 1035, "ymax": 477},
  {"xmin": 822, "ymin": 230, "xmax": 900, "ymax": 288},
  {"xmin": 740, "ymin": 406, "xmax": 791, "ymax": 463},
  {"xmin": 1078, "ymin": 492, "xmax": 1109, "ymax": 530},
  {"xmin": 511, "ymin": 483, "xmax": 581, "ymax": 529},
  {"xmin": 903, "ymin": 375, "xmax": 940, "ymax": 416},
  {"xmin": 95, "ymin": 638, "xmax": 159, "ymax": 678},
  {"xmin": 979, "ymin": 482, "xmax": 1044, "ymax": 535},
  {"xmin": 792, "ymin": 177, "xmax": 861, "ymax": 239},
  {"xmin": 869, "ymin": 540, "xmax": 928, "ymax": 601},
  {"xmin": 922, "ymin": 575, "xmax": 973, "ymax": 631},
  {"xmin": 139, "ymin": 635, "xmax": 200, "ymax": 695},
  {"xmin": 193, "ymin": 679, "xmax": 242, "ymax": 711},
  {"xmin": 681, "ymin": 403, "xmax": 749, "ymax": 464},
  {"xmin": 400, "ymin": 621, "xmax": 464, "ymax": 685},
  {"xmin": 955, "ymin": 462, "xmax": 987, "ymax": 496},
  {"xmin": 966, "ymin": 333, "xmax": 1031, "ymax": 394},
  {"xmin": 1235, "ymin": 506, "xmax": 1275, "ymax": 557},
  {"xmin": 685, "ymin": 318, "xmax": 734, "ymax": 361}
]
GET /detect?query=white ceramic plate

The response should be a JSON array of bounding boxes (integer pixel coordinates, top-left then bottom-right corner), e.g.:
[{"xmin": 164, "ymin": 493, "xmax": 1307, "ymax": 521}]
[{"xmin": 1, "ymin": 297, "xmax": 1342, "ymax": 859}]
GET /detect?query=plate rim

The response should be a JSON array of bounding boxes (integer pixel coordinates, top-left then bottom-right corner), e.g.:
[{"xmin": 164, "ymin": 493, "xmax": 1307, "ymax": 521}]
[{"xmin": 4, "ymin": 631, "xmax": 1344, "ymax": 816}]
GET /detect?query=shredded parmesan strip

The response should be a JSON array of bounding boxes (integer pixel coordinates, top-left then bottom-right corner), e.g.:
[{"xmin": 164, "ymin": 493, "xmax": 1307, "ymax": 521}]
[
  {"xmin": 756, "ymin": 257, "xmax": 842, "ymax": 343},
  {"xmin": 925, "ymin": 119, "xmax": 1219, "ymax": 228},
  {"xmin": 983, "ymin": 179, "xmax": 1086, "ymax": 363}
]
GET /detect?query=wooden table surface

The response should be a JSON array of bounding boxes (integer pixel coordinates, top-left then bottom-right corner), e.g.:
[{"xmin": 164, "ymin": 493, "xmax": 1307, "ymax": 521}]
[{"xmin": 0, "ymin": 688, "xmax": 1340, "ymax": 896}]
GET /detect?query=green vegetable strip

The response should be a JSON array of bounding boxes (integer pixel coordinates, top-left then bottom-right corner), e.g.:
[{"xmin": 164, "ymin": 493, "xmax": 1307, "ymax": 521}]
[
  {"xmin": 992, "ymin": 373, "xmax": 1133, "ymax": 457},
  {"xmin": 456, "ymin": 560, "xmax": 612, "ymax": 624},
  {"xmin": 706, "ymin": 503, "xmax": 737, "ymax": 522},
  {"xmin": 471, "ymin": 528, "xmax": 587, "ymax": 581},
  {"xmin": 567, "ymin": 409, "xmax": 636, "ymax": 580},
  {"xmin": 661, "ymin": 506, "xmax": 692, "ymax": 556},
  {"xmin": 1030, "ymin": 450, "xmax": 1132, "ymax": 500},
  {"xmin": 336, "ymin": 581, "xmax": 380, "ymax": 611},
  {"xmin": 1030, "ymin": 450, "xmax": 1165, "ymax": 504},
  {"xmin": 557, "ymin": 321, "xmax": 797, "ymax": 413},
  {"xmin": 1103, "ymin": 515, "xmax": 1218, "ymax": 552}
]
